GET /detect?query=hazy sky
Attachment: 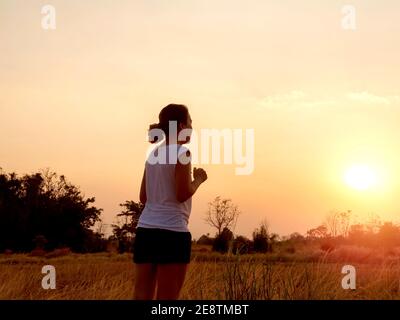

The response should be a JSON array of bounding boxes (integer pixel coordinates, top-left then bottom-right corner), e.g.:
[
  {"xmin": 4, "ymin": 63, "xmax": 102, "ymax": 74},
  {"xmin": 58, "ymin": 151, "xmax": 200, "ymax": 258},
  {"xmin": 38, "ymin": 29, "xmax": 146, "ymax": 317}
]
[{"xmin": 1, "ymin": 0, "xmax": 400, "ymax": 239}]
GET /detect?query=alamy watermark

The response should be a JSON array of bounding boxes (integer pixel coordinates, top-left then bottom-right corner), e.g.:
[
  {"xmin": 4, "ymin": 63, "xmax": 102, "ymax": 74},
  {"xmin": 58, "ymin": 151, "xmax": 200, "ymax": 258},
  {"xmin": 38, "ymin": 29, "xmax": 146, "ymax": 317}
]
[
  {"xmin": 341, "ymin": 5, "xmax": 356, "ymax": 30},
  {"xmin": 41, "ymin": 5, "xmax": 56, "ymax": 30},
  {"xmin": 146, "ymin": 121, "xmax": 255, "ymax": 175},
  {"xmin": 41, "ymin": 265, "xmax": 56, "ymax": 289},
  {"xmin": 341, "ymin": 265, "xmax": 356, "ymax": 290}
]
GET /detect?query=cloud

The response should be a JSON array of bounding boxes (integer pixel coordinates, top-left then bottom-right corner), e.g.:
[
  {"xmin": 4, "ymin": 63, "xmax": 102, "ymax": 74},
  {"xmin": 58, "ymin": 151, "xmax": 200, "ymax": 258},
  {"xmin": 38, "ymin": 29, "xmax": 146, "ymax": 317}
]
[
  {"xmin": 258, "ymin": 90, "xmax": 304, "ymax": 108},
  {"xmin": 258, "ymin": 90, "xmax": 336, "ymax": 109},
  {"xmin": 346, "ymin": 92, "xmax": 400, "ymax": 105},
  {"xmin": 257, "ymin": 90, "xmax": 400, "ymax": 110}
]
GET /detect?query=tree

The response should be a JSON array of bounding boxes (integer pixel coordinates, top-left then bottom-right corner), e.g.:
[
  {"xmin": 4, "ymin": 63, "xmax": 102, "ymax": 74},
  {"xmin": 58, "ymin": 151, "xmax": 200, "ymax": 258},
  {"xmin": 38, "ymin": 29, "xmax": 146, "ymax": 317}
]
[
  {"xmin": 111, "ymin": 201, "xmax": 144, "ymax": 253},
  {"xmin": 378, "ymin": 222, "xmax": 400, "ymax": 249},
  {"xmin": 212, "ymin": 227, "xmax": 234, "ymax": 253},
  {"xmin": 232, "ymin": 235, "xmax": 251, "ymax": 254},
  {"xmin": 252, "ymin": 219, "xmax": 271, "ymax": 253},
  {"xmin": 307, "ymin": 225, "xmax": 328, "ymax": 239},
  {"xmin": 324, "ymin": 210, "xmax": 352, "ymax": 237},
  {"xmin": 204, "ymin": 196, "xmax": 240, "ymax": 236},
  {"xmin": 253, "ymin": 228, "xmax": 269, "ymax": 253},
  {"xmin": 197, "ymin": 234, "xmax": 214, "ymax": 245},
  {"xmin": 348, "ymin": 224, "xmax": 365, "ymax": 241},
  {"xmin": 364, "ymin": 213, "xmax": 382, "ymax": 234},
  {"xmin": 0, "ymin": 168, "xmax": 103, "ymax": 252},
  {"xmin": 288, "ymin": 232, "xmax": 305, "ymax": 242}
]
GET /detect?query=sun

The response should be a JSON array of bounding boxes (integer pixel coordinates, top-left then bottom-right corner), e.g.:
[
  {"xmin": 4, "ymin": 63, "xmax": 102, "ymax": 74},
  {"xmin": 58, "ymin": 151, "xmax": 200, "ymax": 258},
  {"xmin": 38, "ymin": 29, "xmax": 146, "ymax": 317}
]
[{"xmin": 344, "ymin": 164, "xmax": 378, "ymax": 190}]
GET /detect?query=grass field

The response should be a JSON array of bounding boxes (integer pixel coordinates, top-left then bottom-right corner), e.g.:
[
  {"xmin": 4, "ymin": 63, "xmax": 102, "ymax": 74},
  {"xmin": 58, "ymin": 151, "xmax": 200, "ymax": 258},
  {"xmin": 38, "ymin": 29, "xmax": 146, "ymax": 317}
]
[{"xmin": 1, "ymin": 244, "xmax": 400, "ymax": 300}]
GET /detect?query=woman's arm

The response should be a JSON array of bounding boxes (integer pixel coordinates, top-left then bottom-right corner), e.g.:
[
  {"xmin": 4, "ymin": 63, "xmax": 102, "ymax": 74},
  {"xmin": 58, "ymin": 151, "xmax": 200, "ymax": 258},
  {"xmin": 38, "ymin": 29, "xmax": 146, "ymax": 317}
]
[
  {"xmin": 175, "ymin": 155, "xmax": 207, "ymax": 203},
  {"xmin": 139, "ymin": 168, "xmax": 147, "ymax": 204}
]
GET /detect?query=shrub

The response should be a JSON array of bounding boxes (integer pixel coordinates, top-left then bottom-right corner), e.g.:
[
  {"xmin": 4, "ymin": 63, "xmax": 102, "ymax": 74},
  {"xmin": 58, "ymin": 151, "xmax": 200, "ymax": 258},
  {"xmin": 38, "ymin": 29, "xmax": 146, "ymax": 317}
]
[
  {"xmin": 196, "ymin": 234, "xmax": 214, "ymax": 246},
  {"xmin": 320, "ymin": 241, "xmax": 335, "ymax": 252},
  {"xmin": 29, "ymin": 248, "xmax": 46, "ymax": 257},
  {"xmin": 286, "ymin": 246, "xmax": 296, "ymax": 254},
  {"xmin": 253, "ymin": 226, "xmax": 270, "ymax": 253},
  {"xmin": 232, "ymin": 236, "xmax": 251, "ymax": 254},
  {"xmin": 45, "ymin": 247, "xmax": 72, "ymax": 258},
  {"xmin": 212, "ymin": 227, "xmax": 234, "ymax": 253},
  {"xmin": 33, "ymin": 235, "xmax": 48, "ymax": 250}
]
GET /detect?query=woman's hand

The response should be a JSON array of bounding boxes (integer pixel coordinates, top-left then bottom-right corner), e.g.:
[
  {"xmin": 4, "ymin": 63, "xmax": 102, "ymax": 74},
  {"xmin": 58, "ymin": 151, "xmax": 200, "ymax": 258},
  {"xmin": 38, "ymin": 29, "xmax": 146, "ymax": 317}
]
[
  {"xmin": 193, "ymin": 167, "xmax": 207, "ymax": 184},
  {"xmin": 176, "ymin": 163, "xmax": 207, "ymax": 203}
]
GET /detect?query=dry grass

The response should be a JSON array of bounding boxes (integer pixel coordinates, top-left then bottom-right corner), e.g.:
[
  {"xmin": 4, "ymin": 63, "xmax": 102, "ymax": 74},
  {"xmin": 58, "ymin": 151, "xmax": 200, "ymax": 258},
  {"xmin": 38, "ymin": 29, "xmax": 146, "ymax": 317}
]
[
  {"xmin": 1, "ymin": 245, "xmax": 400, "ymax": 300},
  {"xmin": 0, "ymin": 253, "xmax": 134, "ymax": 299}
]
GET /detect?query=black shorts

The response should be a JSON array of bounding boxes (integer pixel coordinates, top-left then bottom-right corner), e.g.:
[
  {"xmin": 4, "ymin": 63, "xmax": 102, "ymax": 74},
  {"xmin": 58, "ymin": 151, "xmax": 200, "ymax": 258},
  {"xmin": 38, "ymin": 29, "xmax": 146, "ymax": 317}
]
[{"xmin": 133, "ymin": 227, "xmax": 192, "ymax": 264}]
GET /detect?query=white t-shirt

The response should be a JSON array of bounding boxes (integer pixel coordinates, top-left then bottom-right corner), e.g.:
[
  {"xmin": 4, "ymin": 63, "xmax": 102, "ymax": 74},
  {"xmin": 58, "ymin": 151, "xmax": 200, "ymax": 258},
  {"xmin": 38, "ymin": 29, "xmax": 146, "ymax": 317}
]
[{"xmin": 137, "ymin": 143, "xmax": 192, "ymax": 232}]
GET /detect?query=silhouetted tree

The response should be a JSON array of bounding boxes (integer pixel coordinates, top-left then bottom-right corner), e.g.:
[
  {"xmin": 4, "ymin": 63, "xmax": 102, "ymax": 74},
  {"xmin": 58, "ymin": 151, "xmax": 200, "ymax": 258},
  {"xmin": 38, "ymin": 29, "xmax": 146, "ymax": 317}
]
[
  {"xmin": 348, "ymin": 224, "xmax": 366, "ymax": 243},
  {"xmin": 253, "ymin": 220, "xmax": 270, "ymax": 253},
  {"xmin": 290, "ymin": 232, "xmax": 304, "ymax": 240},
  {"xmin": 307, "ymin": 225, "xmax": 328, "ymax": 239},
  {"xmin": 204, "ymin": 196, "xmax": 240, "ymax": 236},
  {"xmin": 0, "ymin": 168, "xmax": 103, "ymax": 252},
  {"xmin": 324, "ymin": 210, "xmax": 352, "ymax": 237},
  {"xmin": 111, "ymin": 200, "xmax": 144, "ymax": 253},
  {"xmin": 197, "ymin": 234, "xmax": 214, "ymax": 245},
  {"xmin": 233, "ymin": 235, "xmax": 251, "ymax": 254},
  {"xmin": 364, "ymin": 213, "xmax": 382, "ymax": 234},
  {"xmin": 212, "ymin": 227, "xmax": 234, "ymax": 253},
  {"xmin": 378, "ymin": 222, "xmax": 400, "ymax": 249}
]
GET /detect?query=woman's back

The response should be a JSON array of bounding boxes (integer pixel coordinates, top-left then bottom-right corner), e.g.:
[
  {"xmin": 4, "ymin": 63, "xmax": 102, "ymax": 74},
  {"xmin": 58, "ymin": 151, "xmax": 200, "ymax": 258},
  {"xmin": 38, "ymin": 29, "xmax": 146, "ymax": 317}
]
[{"xmin": 137, "ymin": 143, "xmax": 192, "ymax": 232}]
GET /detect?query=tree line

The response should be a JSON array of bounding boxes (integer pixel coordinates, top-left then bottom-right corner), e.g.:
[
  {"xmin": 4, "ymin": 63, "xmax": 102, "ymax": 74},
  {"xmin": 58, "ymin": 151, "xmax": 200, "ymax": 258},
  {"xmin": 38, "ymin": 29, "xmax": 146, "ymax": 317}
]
[
  {"xmin": 0, "ymin": 168, "xmax": 274, "ymax": 254},
  {"xmin": 1, "ymin": 168, "xmax": 399, "ymax": 254},
  {"xmin": 0, "ymin": 168, "xmax": 104, "ymax": 252}
]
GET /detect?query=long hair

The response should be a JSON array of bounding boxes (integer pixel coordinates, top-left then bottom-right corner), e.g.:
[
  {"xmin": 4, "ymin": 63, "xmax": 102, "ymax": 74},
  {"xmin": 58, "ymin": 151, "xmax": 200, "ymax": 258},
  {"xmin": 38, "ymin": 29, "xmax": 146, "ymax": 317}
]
[{"xmin": 148, "ymin": 104, "xmax": 189, "ymax": 143}]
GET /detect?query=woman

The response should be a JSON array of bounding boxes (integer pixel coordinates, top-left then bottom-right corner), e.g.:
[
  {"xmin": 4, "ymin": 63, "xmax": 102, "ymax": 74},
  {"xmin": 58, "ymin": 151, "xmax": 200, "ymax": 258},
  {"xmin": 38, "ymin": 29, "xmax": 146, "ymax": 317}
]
[{"xmin": 133, "ymin": 103, "xmax": 208, "ymax": 300}]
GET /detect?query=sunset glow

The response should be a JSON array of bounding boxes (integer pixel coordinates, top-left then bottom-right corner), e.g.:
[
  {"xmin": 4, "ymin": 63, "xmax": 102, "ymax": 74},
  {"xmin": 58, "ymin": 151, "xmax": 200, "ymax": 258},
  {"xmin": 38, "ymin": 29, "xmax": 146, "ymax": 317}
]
[
  {"xmin": 1, "ymin": 1, "xmax": 399, "ymax": 239},
  {"xmin": 344, "ymin": 164, "xmax": 378, "ymax": 191}
]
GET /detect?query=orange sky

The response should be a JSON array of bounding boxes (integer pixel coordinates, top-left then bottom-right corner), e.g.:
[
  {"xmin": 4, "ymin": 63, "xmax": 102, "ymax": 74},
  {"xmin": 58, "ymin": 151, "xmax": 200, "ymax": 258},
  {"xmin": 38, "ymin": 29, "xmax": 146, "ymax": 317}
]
[{"xmin": 1, "ymin": 0, "xmax": 400, "ymax": 239}]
